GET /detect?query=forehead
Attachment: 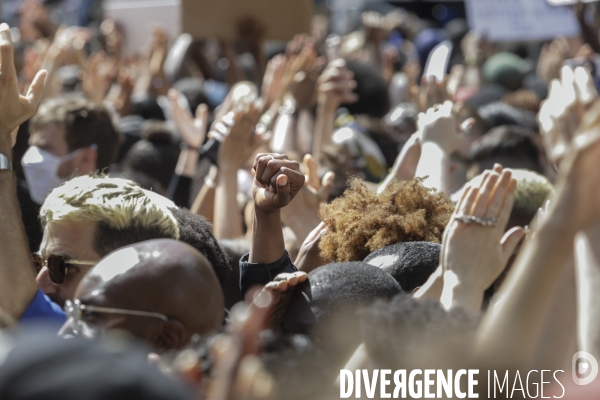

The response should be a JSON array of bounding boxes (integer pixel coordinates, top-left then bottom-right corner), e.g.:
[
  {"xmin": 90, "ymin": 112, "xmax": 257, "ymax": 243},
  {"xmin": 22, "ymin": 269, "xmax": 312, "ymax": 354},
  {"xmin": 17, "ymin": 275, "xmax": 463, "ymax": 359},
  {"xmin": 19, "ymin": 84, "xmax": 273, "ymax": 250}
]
[
  {"xmin": 77, "ymin": 248, "xmax": 143, "ymax": 304},
  {"xmin": 40, "ymin": 220, "xmax": 100, "ymax": 261}
]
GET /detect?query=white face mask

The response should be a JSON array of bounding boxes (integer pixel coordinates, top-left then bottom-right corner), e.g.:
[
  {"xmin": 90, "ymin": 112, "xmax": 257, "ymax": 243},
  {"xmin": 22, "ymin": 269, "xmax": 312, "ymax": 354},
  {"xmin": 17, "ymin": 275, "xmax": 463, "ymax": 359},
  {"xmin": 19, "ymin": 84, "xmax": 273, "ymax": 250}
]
[{"xmin": 21, "ymin": 146, "xmax": 87, "ymax": 205}]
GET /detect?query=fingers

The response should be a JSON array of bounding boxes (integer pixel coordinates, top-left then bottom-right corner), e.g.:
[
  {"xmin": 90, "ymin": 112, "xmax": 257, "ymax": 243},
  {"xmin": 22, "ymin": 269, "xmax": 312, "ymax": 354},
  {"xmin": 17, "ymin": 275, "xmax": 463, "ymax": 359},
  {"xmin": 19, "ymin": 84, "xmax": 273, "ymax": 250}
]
[
  {"xmin": 24, "ymin": 69, "xmax": 47, "ymax": 107},
  {"xmin": 0, "ymin": 23, "xmax": 16, "ymax": 78},
  {"xmin": 485, "ymin": 170, "xmax": 514, "ymax": 220},
  {"xmin": 318, "ymin": 171, "xmax": 335, "ymax": 202},
  {"xmin": 500, "ymin": 227, "xmax": 526, "ymax": 261},
  {"xmin": 574, "ymin": 66, "xmax": 596, "ymax": 106},
  {"xmin": 495, "ymin": 178, "xmax": 517, "ymax": 229},
  {"xmin": 267, "ymin": 272, "xmax": 308, "ymax": 292},
  {"xmin": 195, "ymin": 103, "xmax": 209, "ymax": 131},
  {"xmin": 304, "ymin": 154, "xmax": 320, "ymax": 189},
  {"xmin": 260, "ymin": 159, "xmax": 299, "ymax": 188},
  {"xmin": 470, "ymin": 172, "xmax": 499, "ymax": 218},
  {"xmin": 253, "ymin": 153, "xmax": 287, "ymax": 184},
  {"xmin": 305, "ymin": 221, "xmax": 327, "ymax": 243},
  {"xmin": 457, "ymin": 186, "xmax": 479, "ymax": 216}
]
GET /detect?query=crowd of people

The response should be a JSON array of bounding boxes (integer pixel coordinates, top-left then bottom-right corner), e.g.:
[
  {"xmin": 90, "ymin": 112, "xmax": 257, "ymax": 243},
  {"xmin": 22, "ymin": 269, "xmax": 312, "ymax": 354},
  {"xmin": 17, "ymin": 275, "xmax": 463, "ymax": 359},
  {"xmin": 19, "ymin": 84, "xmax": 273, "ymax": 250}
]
[{"xmin": 1, "ymin": 0, "xmax": 600, "ymax": 398}]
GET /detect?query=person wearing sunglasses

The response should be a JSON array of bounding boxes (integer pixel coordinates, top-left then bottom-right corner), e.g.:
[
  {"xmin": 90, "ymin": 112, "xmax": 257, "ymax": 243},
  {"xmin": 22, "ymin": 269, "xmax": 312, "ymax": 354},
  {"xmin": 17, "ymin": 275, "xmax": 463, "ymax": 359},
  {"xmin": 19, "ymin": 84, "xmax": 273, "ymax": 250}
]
[
  {"xmin": 31, "ymin": 174, "xmax": 180, "ymax": 314},
  {"xmin": 58, "ymin": 239, "xmax": 224, "ymax": 352}
]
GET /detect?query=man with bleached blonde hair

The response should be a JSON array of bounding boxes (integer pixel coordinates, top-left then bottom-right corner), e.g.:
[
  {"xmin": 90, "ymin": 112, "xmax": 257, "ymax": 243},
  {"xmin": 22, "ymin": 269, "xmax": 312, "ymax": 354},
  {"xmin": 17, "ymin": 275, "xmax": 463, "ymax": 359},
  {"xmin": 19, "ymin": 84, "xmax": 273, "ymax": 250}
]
[{"xmin": 32, "ymin": 174, "xmax": 180, "ymax": 313}]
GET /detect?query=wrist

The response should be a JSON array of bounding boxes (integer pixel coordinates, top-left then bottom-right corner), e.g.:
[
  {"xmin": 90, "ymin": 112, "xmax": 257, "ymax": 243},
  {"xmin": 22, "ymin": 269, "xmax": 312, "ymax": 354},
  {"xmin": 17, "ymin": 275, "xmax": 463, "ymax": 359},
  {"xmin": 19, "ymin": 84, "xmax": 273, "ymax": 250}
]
[
  {"xmin": 318, "ymin": 96, "xmax": 339, "ymax": 112},
  {"xmin": 440, "ymin": 271, "xmax": 483, "ymax": 315}
]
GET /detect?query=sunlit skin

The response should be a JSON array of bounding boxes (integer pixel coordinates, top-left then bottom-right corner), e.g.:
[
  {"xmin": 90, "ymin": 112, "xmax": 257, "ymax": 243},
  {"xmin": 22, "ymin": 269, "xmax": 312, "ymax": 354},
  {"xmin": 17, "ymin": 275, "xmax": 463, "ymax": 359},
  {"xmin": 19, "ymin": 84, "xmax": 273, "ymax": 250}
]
[
  {"xmin": 59, "ymin": 239, "xmax": 225, "ymax": 353},
  {"xmin": 36, "ymin": 220, "xmax": 101, "ymax": 308}
]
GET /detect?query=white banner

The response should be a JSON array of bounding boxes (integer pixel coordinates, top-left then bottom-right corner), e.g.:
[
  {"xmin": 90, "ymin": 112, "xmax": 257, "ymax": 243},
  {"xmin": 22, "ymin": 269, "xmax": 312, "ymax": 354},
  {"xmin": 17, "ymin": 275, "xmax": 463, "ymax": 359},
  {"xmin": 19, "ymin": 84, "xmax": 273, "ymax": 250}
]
[{"xmin": 465, "ymin": 0, "xmax": 580, "ymax": 42}]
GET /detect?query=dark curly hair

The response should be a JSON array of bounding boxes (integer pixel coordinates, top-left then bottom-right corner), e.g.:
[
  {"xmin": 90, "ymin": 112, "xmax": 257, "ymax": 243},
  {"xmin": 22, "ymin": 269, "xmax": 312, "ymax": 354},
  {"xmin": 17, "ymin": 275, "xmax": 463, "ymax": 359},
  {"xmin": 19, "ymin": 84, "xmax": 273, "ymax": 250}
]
[
  {"xmin": 318, "ymin": 178, "xmax": 453, "ymax": 262},
  {"xmin": 169, "ymin": 207, "xmax": 231, "ymax": 292}
]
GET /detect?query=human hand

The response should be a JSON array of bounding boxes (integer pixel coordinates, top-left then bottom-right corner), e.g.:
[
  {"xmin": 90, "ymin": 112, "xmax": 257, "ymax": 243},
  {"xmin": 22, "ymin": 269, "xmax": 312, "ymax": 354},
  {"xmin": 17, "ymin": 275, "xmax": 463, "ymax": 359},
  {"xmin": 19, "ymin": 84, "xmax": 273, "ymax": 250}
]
[
  {"xmin": 440, "ymin": 166, "xmax": 524, "ymax": 313},
  {"xmin": 0, "ymin": 23, "xmax": 47, "ymax": 154},
  {"xmin": 281, "ymin": 154, "xmax": 335, "ymax": 241},
  {"xmin": 283, "ymin": 40, "xmax": 325, "ymax": 110},
  {"xmin": 261, "ymin": 55, "xmax": 287, "ymax": 108},
  {"xmin": 317, "ymin": 59, "xmax": 358, "ymax": 110},
  {"xmin": 536, "ymin": 37, "xmax": 570, "ymax": 84},
  {"xmin": 295, "ymin": 222, "xmax": 328, "ymax": 273},
  {"xmin": 111, "ymin": 68, "xmax": 135, "ymax": 117},
  {"xmin": 547, "ymin": 98, "xmax": 600, "ymax": 234},
  {"xmin": 168, "ymin": 89, "xmax": 208, "ymax": 149},
  {"xmin": 253, "ymin": 271, "xmax": 308, "ymax": 331},
  {"xmin": 362, "ymin": 11, "xmax": 391, "ymax": 45},
  {"xmin": 252, "ymin": 153, "xmax": 305, "ymax": 214},
  {"xmin": 217, "ymin": 101, "xmax": 265, "ymax": 172},
  {"xmin": 417, "ymin": 101, "xmax": 462, "ymax": 153},
  {"xmin": 538, "ymin": 66, "xmax": 597, "ymax": 164},
  {"xmin": 378, "ymin": 132, "xmax": 422, "ymax": 194},
  {"xmin": 82, "ymin": 51, "xmax": 118, "ymax": 103}
]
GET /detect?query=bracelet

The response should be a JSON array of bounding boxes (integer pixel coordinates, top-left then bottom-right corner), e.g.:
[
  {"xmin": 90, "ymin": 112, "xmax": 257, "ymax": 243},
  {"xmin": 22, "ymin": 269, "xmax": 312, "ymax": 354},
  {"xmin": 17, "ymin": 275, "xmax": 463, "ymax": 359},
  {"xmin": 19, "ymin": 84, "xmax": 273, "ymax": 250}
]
[{"xmin": 0, "ymin": 153, "xmax": 13, "ymax": 171}]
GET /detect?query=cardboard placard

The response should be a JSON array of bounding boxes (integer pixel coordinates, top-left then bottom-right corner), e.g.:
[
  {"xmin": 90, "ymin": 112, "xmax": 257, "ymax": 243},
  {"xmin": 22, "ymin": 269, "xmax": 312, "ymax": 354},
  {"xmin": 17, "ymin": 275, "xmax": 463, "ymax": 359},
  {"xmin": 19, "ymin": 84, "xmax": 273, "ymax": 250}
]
[
  {"xmin": 465, "ymin": 0, "xmax": 580, "ymax": 42},
  {"xmin": 181, "ymin": 0, "xmax": 313, "ymax": 41}
]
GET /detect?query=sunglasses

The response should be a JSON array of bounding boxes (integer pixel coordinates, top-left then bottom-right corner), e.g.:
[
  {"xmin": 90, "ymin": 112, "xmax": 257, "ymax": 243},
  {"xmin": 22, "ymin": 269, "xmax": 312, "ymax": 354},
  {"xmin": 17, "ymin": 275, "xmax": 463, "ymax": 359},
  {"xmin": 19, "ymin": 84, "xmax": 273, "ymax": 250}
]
[
  {"xmin": 64, "ymin": 299, "xmax": 168, "ymax": 336},
  {"xmin": 32, "ymin": 253, "xmax": 96, "ymax": 285}
]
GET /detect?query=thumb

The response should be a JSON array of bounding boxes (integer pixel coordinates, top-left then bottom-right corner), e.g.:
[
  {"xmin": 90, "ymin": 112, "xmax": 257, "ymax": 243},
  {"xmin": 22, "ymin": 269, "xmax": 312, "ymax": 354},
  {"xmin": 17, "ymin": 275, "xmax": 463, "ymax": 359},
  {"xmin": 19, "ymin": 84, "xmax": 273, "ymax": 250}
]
[
  {"xmin": 25, "ymin": 70, "xmax": 47, "ymax": 108},
  {"xmin": 317, "ymin": 171, "xmax": 335, "ymax": 202},
  {"xmin": 274, "ymin": 174, "xmax": 291, "ymax": 205},
  {"xmin": 501, "ymin": 227, "xmax": 526, "ymax": 262},
  {"xmin": 303, "ymin": 154, "xmax": 319, "ymax": 189}
]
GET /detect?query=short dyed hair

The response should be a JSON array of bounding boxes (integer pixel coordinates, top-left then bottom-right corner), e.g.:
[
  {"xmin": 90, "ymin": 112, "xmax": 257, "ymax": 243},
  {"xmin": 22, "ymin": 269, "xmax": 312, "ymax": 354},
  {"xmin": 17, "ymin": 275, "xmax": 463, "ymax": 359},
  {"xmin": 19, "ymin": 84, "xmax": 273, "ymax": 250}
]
[{"xmin": 40, "ymin": 175, "xmax": 179, "ymax": 256}]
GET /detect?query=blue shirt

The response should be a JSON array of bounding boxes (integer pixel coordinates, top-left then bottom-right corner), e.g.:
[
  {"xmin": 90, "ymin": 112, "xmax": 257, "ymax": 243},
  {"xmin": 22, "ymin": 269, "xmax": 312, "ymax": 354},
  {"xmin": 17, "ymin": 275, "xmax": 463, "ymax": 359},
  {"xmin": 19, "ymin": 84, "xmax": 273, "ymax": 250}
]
[{"xmin": 20, "ymin": 289, "xmax": 66, "ymax": 325}]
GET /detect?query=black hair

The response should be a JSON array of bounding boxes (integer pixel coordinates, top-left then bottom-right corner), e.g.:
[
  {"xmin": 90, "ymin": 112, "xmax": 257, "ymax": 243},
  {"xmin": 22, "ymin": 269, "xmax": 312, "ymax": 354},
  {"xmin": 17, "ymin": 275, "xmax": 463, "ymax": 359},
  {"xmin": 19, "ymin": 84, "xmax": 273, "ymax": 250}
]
[
  {"xmin": 343, "ymin": 60, "xmax": 390, "ymax": 118},
  {"xmin": 122, "ymin": 122, "xmax": 180, "ymax": 190},
  {"xmin": 307, "ymin": 262, "xmax": 402, "ymax": 321},
  {"xmin": 363, "ymin": 241, "xmax": 441, "ymax": 292},
  {"xmin": 477, "ymin": 101, "xmax": 539, "ymax": 132},
  {"xmin": 467, "ymin": 125, "xmax": 544, "ymax": 175},
  {"xmin": 168, "ymin": 207, "xmax": 232, "ymax": 300},
  {"xmin": 130, "ymin": 93, "xmax": 166, "ymax": 121}
]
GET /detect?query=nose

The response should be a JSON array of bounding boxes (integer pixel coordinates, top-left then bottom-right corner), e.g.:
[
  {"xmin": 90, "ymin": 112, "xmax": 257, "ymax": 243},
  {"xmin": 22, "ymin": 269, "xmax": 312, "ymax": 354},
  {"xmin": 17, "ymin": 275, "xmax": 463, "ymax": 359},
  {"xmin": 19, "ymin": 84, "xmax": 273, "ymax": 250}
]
[{"xmin": 36, "ymin": 267, "xmax": 59, "ymax": 296}]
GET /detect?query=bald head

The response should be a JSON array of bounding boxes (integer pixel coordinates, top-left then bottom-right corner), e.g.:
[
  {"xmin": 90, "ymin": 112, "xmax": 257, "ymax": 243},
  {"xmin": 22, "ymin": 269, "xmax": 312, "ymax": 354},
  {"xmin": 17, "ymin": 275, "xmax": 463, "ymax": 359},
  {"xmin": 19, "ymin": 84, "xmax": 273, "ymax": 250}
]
[{"xmin": 72, "ymin": 239, "xmax": 224, "ymax": 350}]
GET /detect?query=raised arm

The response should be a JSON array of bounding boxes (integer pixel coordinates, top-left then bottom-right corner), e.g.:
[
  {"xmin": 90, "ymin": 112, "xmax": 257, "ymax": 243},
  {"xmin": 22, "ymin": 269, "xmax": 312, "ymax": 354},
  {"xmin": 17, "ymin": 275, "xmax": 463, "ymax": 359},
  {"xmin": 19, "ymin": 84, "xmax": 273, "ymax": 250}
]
[
  {"xmin": 475, "ymin": 67, "xmax": 600, "ymax": 368},
  {"xmin": 0, "ymin": 23, "xmax": 47, "ymax": 318},
  {"xmin": 249, "ymin": 153, "xmax": 305, "ymax": 264}
]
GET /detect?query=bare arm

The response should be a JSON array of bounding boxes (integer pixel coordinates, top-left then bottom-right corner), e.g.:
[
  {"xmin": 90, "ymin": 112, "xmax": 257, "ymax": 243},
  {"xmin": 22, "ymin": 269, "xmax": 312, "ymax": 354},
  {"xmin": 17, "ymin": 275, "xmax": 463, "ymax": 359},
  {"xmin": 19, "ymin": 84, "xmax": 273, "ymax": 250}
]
[
  {"xmin": 249, "ymin": 154, "xmax": 305, "ymax": 264},
  {"xmin": 0, "ymin": 23, "xmax": 47, "ymax": 318}
]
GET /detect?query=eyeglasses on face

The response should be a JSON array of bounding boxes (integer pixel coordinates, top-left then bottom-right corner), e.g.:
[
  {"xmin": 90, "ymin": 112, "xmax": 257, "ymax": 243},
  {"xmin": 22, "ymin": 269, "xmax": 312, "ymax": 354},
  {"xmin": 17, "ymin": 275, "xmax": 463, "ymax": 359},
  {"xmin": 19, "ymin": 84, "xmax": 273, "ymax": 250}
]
[
  {"xmin": 32, "ymin": 253, "xmax": 96, "ymax": 285},
  {"xmin": 64, "ymin": 299, "xmax": 169, "ymax": 336}
]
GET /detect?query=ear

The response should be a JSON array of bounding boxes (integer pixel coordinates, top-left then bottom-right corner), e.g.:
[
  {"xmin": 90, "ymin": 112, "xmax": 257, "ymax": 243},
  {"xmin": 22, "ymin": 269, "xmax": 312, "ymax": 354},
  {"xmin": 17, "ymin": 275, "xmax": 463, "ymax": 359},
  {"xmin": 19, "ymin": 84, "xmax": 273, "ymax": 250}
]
[
  {"xmin": 76, "ymin": 147, "xmax": 98, "ymax": 175},
  {"xmin": 148, "ymin": 320, "xmax": 187, "ymax": 353}
]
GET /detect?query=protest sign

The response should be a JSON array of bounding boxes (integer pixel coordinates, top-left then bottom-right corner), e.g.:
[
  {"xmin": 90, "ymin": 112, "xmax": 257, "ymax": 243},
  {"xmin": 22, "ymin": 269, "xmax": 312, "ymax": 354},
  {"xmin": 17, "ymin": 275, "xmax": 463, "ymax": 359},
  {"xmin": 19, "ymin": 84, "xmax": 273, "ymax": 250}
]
[
  {"xmin": 465, "ymin": 0, "xmax": 580, "ymax": 41},
  {"xmin": 181, "ymin": 0, "xmax": 313, "ymax": 41}
]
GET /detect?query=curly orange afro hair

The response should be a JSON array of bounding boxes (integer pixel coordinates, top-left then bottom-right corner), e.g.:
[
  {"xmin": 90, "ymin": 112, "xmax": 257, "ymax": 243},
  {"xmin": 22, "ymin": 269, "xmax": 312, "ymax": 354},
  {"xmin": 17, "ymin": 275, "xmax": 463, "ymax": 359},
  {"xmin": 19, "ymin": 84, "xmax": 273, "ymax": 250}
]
[{"xmin": 319, "ymin": 178, "xmax": 454, "ymax": 262}]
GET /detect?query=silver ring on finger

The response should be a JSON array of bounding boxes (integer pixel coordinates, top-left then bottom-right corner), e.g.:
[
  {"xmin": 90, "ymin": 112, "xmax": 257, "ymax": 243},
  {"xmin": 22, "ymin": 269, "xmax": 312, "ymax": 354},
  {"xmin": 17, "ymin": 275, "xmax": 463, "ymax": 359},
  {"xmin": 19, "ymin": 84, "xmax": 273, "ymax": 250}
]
[{"xmin": 455, "ymin": 215, "xmax": 497, "ymax": 227}]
